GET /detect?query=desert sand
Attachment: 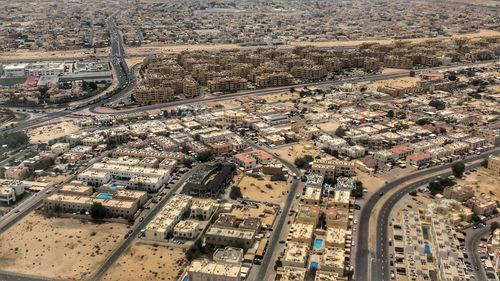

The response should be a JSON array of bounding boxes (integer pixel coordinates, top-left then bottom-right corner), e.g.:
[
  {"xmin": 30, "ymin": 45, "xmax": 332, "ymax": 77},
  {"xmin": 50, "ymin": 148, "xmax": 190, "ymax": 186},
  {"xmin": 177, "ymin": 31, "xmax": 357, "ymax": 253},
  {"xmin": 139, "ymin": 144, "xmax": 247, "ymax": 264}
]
[
  {"xmin": 102, "ymin": 243, "xmax": 187, "ymax": 281},
  {"xmin": 0, "ymin": 213, "xmax": 127, "ymax": 280}
]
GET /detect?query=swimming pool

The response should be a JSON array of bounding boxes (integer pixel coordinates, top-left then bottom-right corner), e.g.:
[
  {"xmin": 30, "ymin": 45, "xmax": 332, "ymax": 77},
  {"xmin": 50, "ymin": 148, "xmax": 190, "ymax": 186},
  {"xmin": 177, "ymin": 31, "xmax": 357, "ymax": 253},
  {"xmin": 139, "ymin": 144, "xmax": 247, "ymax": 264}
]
[
  {"xmin": 310, "ymin": 261, "xmax": 319, "ymax": 269},
  {"xmin": 97, "ymin": 193, "xmax": 113, "ymax": 199},
  {"xmin": 424, "ymin": 244, "xmax": 431, "ymax": 254},
  {"xmin": 313, "ymin": 238, "xmax": 324, "ymax": 250}
]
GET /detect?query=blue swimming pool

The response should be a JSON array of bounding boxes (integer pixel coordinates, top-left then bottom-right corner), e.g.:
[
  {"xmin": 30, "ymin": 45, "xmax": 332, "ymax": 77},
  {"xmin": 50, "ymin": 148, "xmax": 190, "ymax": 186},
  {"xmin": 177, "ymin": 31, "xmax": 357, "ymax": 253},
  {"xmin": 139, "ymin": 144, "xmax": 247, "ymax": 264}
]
[
  {"xmin": 313, "ymin": 238, "xmax": 324, "ymax": 250},
  {"xmin": 310, "ymin": 261, "xmax": 319, "ymax": 269},
  {"xmin": 97, "ymin": 193, "xmax": 113, "ymax": 199},
  {"xmin": 424, "ymin": 244, "xmax": 431, "ymax": 254}
]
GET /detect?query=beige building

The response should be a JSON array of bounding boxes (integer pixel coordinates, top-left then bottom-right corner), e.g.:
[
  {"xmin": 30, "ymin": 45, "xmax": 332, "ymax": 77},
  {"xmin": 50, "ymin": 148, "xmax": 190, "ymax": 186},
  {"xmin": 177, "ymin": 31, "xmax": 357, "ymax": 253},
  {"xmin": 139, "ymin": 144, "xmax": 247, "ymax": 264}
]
[
  {"xmin": 443, "ymin": 185, "xmax": 474, "ymax": 202},
  {"xmin": 145, "ymin": 194, "xmax": 192, "ymax": 240},
  {"xmin": 187, "ymin": 259, "xmax": 241, "ymax": 281},
  {"xmin": 0, "ymin": 180, "xmax": 25, "ymax": 205},
  {"xmin": 311, "ymin": 160, "xmax": 356, "ymax": 177},
  {"xmin": 283, "ymin": 242, "xmax": 309, "ymax": 268},
  {"xmin": 321, "ymin": 246, "xmax": 345, "ymax": 276},
  {"xmin": 287, "ymin": 222, "xmax": 314, "ymax": 244},
  {"xmin": 488, "ymin": 155, "xmax": 500, "ymax": 175},
  {"xmin": 173, "ymin": 220, "xmax": 202, "ymax": 239},
  {"xmin": 207, "ymin": 77, "xmax": 247, "ymax": 93}
]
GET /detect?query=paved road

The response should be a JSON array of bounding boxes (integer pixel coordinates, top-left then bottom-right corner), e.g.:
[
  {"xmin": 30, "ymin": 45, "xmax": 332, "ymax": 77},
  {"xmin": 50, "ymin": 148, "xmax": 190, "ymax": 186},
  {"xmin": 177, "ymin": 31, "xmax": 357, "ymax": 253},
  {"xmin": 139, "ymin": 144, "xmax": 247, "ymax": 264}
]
[
  {"xmin": 247, "ymin": 141, "xmax": 302, "ymax": 281},
  {"xmin": 355, "ymin": 148, "xmax": 499, "ymax": 281},
  {"xmin": 0, "ymin": 153, "xmax": 108, "ymax": 235},
  {"xmin": 2, "ymin": 60, "xmax": 496, "ymax": 134},
  {"xmin": 89, "ymin": 167, "xmax": 198, "ymax": 281},
  {"xmin": 0, "ymin": 271, "xmax": 58, "ymax": 281},
  {"xmin": 466, "ymin": 217, "xmax": 500, "ymax": 281},
  {"xmin": 0, "ymin": 12, "xmax": 132, "ymax": 134}
]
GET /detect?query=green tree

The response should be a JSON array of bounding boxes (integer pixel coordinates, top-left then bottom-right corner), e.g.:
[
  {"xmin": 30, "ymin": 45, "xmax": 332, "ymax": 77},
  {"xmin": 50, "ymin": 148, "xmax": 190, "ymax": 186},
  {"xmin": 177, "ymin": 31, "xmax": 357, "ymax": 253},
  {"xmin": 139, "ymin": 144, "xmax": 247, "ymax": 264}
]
[
  {"xmin": 294, "ymin": 155, "xmax": 313, "ymax": 169},
  {"xmin": 185, "ymin": 239, "xmax": 202, "ymax": 261},
  {"xmin": 429, "ymin": 99, "xmax": 446, "ymax": 110},
  {"xmin": 317, "ymin": 212, "xmax": 327, "ymax": 229},
  {"xmin": 334, "ymin": 126, "xmax": 347, "ymax": 138},
  {"xmin": 351, "ymin": 181, "xmax": 364, "ymax": 198},
  {"xmin": 90, "ymin": 202, "xmax": 106, "ymax": 219},
  {"xmin": 428, "ymin": 181, "xmax": 444, "ymax": 195},
  {"xmin": 229, "ymin": 186, "xmax": 243, "ymax": 200},
  {"xmin": 439, "ymin": 177, "xmax": 455, "ymax": 187},
  {"xmin": 451, "ymin": 162, "xmax": 465, "ymax": 178},
  {"xmin": 409, "ymin": 70, "xmax": 416, "ymax": 77},
  {"xmin": 271, "ymin": 172, "xmax": 286, "ymax": 181},
  {"xmin": 491, "ymin": 222, "xmax": 500, "ymax": 234},
  {"xmin": 196, "ymin": 151, "xmax": 213, "ymax": 162},
  {"xmin": 472, "ymin": 214, "xmax": 482, "ymax": 223},
  {"xmin": 448, "ymin": 73, "xmax": 457, "ymax": 81}
]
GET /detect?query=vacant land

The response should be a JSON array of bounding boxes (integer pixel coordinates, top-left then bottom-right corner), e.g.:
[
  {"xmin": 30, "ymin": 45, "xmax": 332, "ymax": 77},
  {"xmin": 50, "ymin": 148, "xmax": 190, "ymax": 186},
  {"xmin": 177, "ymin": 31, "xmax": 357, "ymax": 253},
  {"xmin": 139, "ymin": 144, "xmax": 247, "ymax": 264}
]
[
  {"xmin": 27, "ymin": 121, "xmax": 81, "ymax": 143},
  {"xmin": 357, "ymin": 170, "xmax": 387, "ymax": 193},
  {"xmin": 0, "ymin": 48, "xmax": 110, "ymax": 61},
  {"xmin": 126, "ymin": 29, "xmax": 500, "ymax": 56},
  {"xmin": 238, "ymin": 175, "xmax": 290, "ymax": 204},
  {"xmin": 317, "ymin": 121, "xmax": 342, "ymax": 134},
  {"xmin": 230, "ymin": 202, "xmax": 277, "ymax": 226},
  {"xmin": 457, "ymin": 168, "xmax": 499, "ymax": 201},
  {"xmin": 102, "ymin": 243, "xmax": 187, "ymax": 281},
  {"xmin": 0, "ymin": 213, "xmax": 126, "ymax": 280},
  {"xmin": 272, "ymin": 140, "xmax": 322, "ymax": 163},
  {"xmin": 368, "ymin": 76, "xmax": 421, "ymax": 90},
  {"xmin": 261, "ymin": 92, "xmax": 299, "ymax": 103},
  {"xmin": 382, "ymin": 68, "xmax": 407, "ymax": 74}
]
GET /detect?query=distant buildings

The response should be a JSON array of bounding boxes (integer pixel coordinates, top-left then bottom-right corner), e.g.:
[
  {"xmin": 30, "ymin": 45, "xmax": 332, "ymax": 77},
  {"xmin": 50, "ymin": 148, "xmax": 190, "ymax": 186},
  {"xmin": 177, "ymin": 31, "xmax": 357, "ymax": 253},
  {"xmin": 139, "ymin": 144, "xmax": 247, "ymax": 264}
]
[{"xmin": 0, "ymin": 180, "xmax": 25, "ymax": 205}]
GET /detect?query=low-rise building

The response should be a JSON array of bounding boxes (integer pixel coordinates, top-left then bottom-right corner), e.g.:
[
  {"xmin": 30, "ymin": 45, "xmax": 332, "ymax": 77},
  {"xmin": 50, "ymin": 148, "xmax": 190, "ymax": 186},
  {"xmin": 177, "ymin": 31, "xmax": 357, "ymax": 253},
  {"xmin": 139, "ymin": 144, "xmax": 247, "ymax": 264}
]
[
  {"xmin": 443, "ymin": 185, "xmax": 475, "ymax": 202},
  {"xmin": 173, "ymin": 220, "xmax": 202, "ymax": 239},
  {"xmin": 287, "ymin": 223, "xmax": 314, "ymax": 244},
  {"xmin": 311, "ymin": 160, "xmax": 356, "ymax": 177},
  {"xmin": 283, "ymin": 242, "xmax": 309, "ymax": 267},
  {"xmin": 0, "ymin": 180, "xmax": 25, "ymax": 205},
  {"xmin": 406, "ymin": 153, "xmax": 432, "ymax": 167},
  {"xmin": 187, "ymin": 259, "xmax": 241, "ymax": 281}
]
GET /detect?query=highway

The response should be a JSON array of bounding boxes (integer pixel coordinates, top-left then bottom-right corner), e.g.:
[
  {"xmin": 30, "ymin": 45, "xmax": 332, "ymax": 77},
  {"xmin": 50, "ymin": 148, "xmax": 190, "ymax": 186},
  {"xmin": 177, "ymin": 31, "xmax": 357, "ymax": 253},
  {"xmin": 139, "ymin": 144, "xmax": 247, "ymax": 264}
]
[
  {"xmin": 0, "ymin": 271, "xmax": 60, "ymax": 281},
  {"xmin": 2, "ymin": 59, "xmax": 497, "ymax": 134},
  {"xmin": 465, "ymin": 217, "xmax": 500, "ymax": 281},
  {"xmin": 355, "ymin": 148, "xmax": 499, "ymax": 281}
]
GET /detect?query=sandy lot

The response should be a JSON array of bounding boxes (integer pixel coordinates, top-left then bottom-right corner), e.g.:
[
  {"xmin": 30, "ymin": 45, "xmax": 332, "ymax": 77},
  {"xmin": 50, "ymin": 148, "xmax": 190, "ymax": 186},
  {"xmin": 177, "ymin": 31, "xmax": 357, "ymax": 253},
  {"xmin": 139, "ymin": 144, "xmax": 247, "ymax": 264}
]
[
  {"xmin": 317, "ymin": 121, "xmax": 342, "ymax": 134},
  {"xmin": 238, "ymin": 175, "xmax": 290, "ymax": 204},
  {"xmin": 0, "ymin": 213, "xmax": 127, "ymax": 280},
  {"xmin": 261, "ymin": 92, "xmax": 299, "ymax": 103},
  {"xmin": 218, "ymin": 99, "xmax": 243, "ymax": 109},
  {"xmin": 230, "ymin": 202, "xmax": 277, "ymax": 226},
  {"xmin": 125, "ymin": 30, "xmax": 500, "ymax": 56},
  {"xmin": 35, "ymin": 175, "xmax": 71, "ymax": 186},
  {"xmin": 102, "ymin": 243, "xmax": 187, "ymax": 281},
  {"xmin": 27, "ymin": 121, "xmax": 81, "ymax": 143},
  {"xmin": 0, "ymin": 48, "xmax": 110, "ymax": 61},
  {"xmin": 368, "ymin": 76, "xmax": 421, "ymax": 90},
  {"xmin": 457, "ymin": 168, "xmax": 499, "ymax": 201},
  {"xmin": 382, "ymin": 68, "xmax": 408, "ymax": 74},
  {"xmin": 125, "ymin": 57, "xmax": 146, "ymax": 68},
  {"xmin": 356, "ymin": 171, "xmax": 387, "ymax": 193},
  {"xmin": 272, "ymin": 140, "xmax": 322, "ymax": 163},
  {"xmin": 290, "ymin": 29, "xmax": 500, "ymax": 48}
]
